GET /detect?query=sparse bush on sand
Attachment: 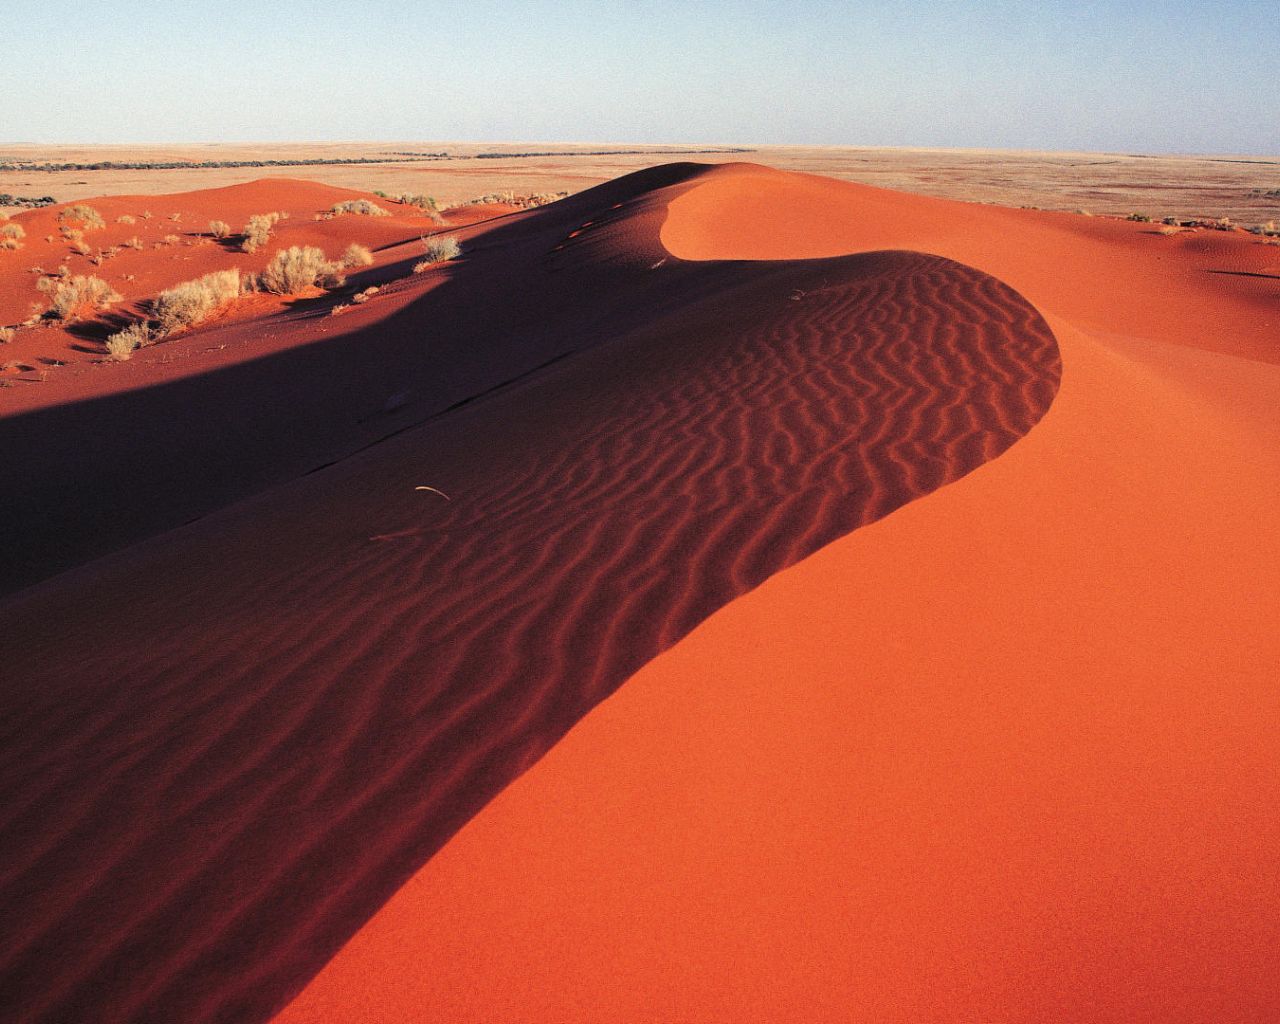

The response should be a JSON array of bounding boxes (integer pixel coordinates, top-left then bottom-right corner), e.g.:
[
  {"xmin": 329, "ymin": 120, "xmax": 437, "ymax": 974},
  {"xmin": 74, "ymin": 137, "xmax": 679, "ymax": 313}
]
[
  {"xmin": 241, "ymin": 212, "xmax": 282, "ymax": 253},
  {"xmin": 162, "ymin": 234, "xmax": 181, "ymax": 246},
  {"xmin": 398, "ymin": 193, "xmax": 445, "ymax": 224},
  {"xmin": 2, "ymin": 223, "xmax": 25, "ymax": 240},
  {"xmin": 352, "ymin": 286, "xmax": 378, "ymax": 303},
  {"xmin": 0, "ymin": 327, "xmax": 15, "ymax": 343},
  {"xmin": 417, "ymin": 234, "xmax": 461, "ymax": 268},
  {"xmin": 153, "ymin": 269, "xmax": 241, "ymax": 333},
  {"xmin": 117, "ymin": 214, "xmax": 137, "ymax": 225},
  {"xmin": 326, "ymin": 199, "xmax": 390, "ymax": 218},
  {"xmin": 209, "ymin": 220, "xmax": 232, "ymax": 239},
  {"xmin": 58, "ymin": 204, "xmax": 106, "ymax": 231},
  {"xmin": 0, "ymin": 238, "xmax": 20, "ymax": 251},
  {"xmin": 103, "ymin": 321, "xmax": 155, "ymax": 360},
  {"xmin": 341, "ymin": 242, "xmax": 373, "ymax": 268},
  {"xmin": 124, "ymin": 236, "xmax": 144, "ymax": 250},
  {"xmin": 256, "ymin": 246, "xmax": 345, "ymax": 294},
  {"xmin": 46, "ymin": 275, "xmax": 121, "ymax": 320},
  {"xmin": 1126, "ymin": 212, "xmax": 1151, "ymax": 223}
]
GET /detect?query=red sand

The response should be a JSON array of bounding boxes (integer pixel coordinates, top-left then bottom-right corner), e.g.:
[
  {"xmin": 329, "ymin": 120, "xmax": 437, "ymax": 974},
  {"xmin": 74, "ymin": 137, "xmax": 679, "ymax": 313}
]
[{"xmin": 1, "ymin": 163, "xmax": 1277, "ymax": 1022}]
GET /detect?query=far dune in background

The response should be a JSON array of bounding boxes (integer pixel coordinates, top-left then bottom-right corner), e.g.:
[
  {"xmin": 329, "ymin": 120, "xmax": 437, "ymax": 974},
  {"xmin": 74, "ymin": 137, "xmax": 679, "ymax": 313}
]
[{"xmin": 3, "ymin": 141, "xmax": 1278, "ymax": 223}]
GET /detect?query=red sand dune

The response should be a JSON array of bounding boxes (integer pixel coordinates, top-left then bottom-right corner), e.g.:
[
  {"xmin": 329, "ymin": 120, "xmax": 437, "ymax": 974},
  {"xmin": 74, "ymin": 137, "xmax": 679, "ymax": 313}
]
[{"xmin": 2, "ymin": 162, "xmax": 1278, "ymax": 1023}]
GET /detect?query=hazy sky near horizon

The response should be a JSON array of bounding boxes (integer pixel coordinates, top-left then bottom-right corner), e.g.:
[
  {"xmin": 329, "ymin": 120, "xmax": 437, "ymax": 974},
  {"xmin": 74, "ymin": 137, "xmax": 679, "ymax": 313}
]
[{"xmin": 3, "ymin": 0, "xmax": 1276, "ymax": 155}]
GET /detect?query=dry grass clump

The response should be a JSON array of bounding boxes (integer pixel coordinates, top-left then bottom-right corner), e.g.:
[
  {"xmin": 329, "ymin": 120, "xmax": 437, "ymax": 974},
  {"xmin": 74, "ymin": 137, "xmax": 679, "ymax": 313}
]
[
  {"xmin": 2, "ymin": 223, "xmax": 25, "ymax": 241},
  {"xmin": 124, "ymin": 236, "xmax": 144, "ymax": 250},
  {"xmin": 0, "ymin": 327, "xmax": 15, "ymax": 343},
  {"xmin": 0, "ymin": 238, "xmax": 20, "ymax": 251},
  {"xmin": 58, "ymin": 204, "xmax": 106, "ymax": 231},
  {"xmin": 209, "ymin": 220, "xmax": 232, "ymax": 239},
  {"xmin": 397, "ymin": 193, "xmax": 445, "ymax": 224},
  {"xmin": 103, "ymin": 321, "xmax": 155, "ymax": 360},
  {"xmin": 162, "ymin": 234, "xmax": 181, "ymax": 245},
  {"xmin": 117, "ymin": 214, "xmax": 137, "ymax": 225},
  {"xmin": 153, "ymin": 269, "xmax": 241, "ymax": 333},
  {"xmin": 242, "ymin": 211, "xmax": 282, "ymax": 253},
  {"xmin": 341, "ymin": 242, "xmax": 373, "ymax": 268},
  {"xmin": 416, "ymin": 234, "xmax": 461, "ymax": 269},
  {"xmin": 255, "ymin": 245, "xmax": 345, "ymax": 294},
  {"xmin": 326, "ymin": 199, "xmax": 390, "ymax": 218},
  {"xmin": 43, "ymin": 275, "xmax": 121, "ymax": 320},
  {"xmin": 352, "ymin": 286, "xmax": 379, "ymax": 303},
  {"xmin": 1158, "ymin": 225, "xmax": 1182, "ymax": 236}
]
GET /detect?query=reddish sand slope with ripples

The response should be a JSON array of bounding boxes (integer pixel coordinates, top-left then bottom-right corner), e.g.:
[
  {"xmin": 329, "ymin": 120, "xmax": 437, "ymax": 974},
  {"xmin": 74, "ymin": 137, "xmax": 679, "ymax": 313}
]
[
  {"xmin": 1, "ymin": 161, "xmax": 1276, "ymax": 1024},
  {"xmin": 0, "ymin": 164, "xmax": 1057, "ymax": 1023},
  {"xmin": 272, "ymin": 167, "xmax": 1280, "ymax": 1023}
]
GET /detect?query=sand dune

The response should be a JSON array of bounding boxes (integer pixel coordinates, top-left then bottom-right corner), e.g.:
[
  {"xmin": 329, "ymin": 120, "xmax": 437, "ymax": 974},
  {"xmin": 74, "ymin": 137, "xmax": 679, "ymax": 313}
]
[{"xmin": 1, "ymin": 162, "xmax": 1276, "ymax": 1022}]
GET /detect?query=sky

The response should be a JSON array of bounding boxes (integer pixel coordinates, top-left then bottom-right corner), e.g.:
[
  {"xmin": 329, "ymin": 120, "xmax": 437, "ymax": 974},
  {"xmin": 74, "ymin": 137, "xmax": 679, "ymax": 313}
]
[{"xmin": 3, "ymin": 0, "xmax": 1277, "ymax": 155}]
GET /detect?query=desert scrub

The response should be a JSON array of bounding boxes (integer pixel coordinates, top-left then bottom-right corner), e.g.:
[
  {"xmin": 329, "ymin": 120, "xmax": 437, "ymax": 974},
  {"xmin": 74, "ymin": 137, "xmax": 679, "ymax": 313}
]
[
  {"xmin": 0, "ymin": 238, "xmax": 20, "ymax": 251},
  {"xmin": 0, "ymin": 327, "xmax": 15, "ymax": 343},
  {"xmin": 417, "ymin": 234, "xmax": 461, "ymax": 268},
  {"xmin": 153, "ymin": 269, "xmax": 241, "ymax": 333},
  {"xmin": 117, "ymin": 214, "xmax": 136, "ymax": 225},
  {"xmin": 209, "ymin": 220, "xmax": 232, "ymax": 239},
  {"xmin": 352, "ymin": 286, "xmax": 379, "ymax": 303},
  {"xmin": 58, "ymin": 204, "xmax": 106, "ymax": 231},
  {"xmin": 104, "ymin": 321, "xmax": 154, "ymax": 358},
  {"xmin": 326, "ymin": 199, "xmax": 389, "ymax": 218},
  {"xmin": 398, "ymin": 193, "xmax": 445, "ymax": 223},
  {"xmin": 2, "ymin": 222, "xmax": 25, "ymax": 241},
  {"xmin": 44, "ymin": 275, "xmax": 121, "ymax": 320},
  {"xmin": 341, "ymin": 242, "xmax": 373, "ymax": 268},
  {"xmin": 241, "ymin": 212, "xmax": 282, "ymax": 253},
  {"xmin": 257, "ymin": 246, "xmax": 345, "ymax": 294}
]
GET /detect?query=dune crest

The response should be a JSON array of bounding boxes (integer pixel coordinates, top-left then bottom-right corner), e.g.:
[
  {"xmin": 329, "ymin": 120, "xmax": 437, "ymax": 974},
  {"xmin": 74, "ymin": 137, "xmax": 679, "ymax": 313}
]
[{"xmin": 0, "ymin": 165, "xmax": 1059, "ymax": 1023}]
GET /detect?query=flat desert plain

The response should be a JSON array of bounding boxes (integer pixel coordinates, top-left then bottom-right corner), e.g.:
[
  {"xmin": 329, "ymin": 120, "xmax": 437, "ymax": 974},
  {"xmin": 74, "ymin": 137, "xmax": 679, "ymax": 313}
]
[
  {"xmin": 0, "ymin": 152, "xmax": 1278, "ymax": 1023},
  {"xmin": 4, "ymin": 141, "xmax": 1280, "ymax": 221}
]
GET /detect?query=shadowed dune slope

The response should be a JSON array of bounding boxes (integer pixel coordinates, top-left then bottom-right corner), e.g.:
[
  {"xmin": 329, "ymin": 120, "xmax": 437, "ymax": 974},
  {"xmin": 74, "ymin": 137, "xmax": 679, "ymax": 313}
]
[
  {"xmin": 0, "ymin": 166, "xmax": 1059, "ymax": 1023},
  {"xmin": 272, "ymin": 166, "xmax": 1280, "ymax": 1022}
]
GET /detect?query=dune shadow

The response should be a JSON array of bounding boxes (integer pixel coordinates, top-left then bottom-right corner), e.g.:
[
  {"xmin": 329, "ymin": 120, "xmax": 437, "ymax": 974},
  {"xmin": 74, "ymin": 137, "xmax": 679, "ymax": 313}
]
[{"xmin": 0, "ymin": 163, "xmax": 1062, "ymax": 1024}]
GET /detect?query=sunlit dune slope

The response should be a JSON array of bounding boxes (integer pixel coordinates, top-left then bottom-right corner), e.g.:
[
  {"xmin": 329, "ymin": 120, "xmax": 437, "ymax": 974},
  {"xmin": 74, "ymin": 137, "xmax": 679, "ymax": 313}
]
[
  {"xmin": 272, "ymin": 165, "xmax": 1280, "ymax": 1023},
  {"xmin": 0, "ymin": 164, "xmax": 1062, "ymax": 1023}
]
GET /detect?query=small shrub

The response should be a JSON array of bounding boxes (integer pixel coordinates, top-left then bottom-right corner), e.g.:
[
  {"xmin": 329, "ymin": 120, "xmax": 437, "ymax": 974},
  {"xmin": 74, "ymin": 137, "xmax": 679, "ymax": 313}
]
[
  {"xmin": 342, "ymin": 242, "xmax": 373, "ymax": 268},
  {"xmin": 1126, "ymin": 213, "xmax": 1151, "ymax": 223},
  {"xmin": 124, "ymin": 236, "xmax": 143, "ymax": 250},
  {"xmin": 0, "ymin": 327, "xmax": 14, "ymax": 343},
  {"xmin": 420, "ymin": 234, "xmax": 461, "ymax": 264},
  {"xmin": 48, "ymin": 275, "xmax": 121, "ymax": 320},
  {"xmin": 0, "ymin": 238, "xmax": 20, "ymax": 251},
  {"xmin": 58, "ymin": 204, "xmax": 106, "ymax": 231},
  {"xmin": 105, "ymin": 321, "xmax": 154, "ymax": 357},
  {"xmin": 117, "ymin": 214, "xmax": 137, "ymax": 225},
  {"xmin": 168, "ymin": 212, "xmax": 182, "ymax": 222},
  {"xmin": 352, "ymin": 286, "xmax": 379, "ymax": 303},
  {"xmin": 209, "ymin": 220, "xmax": 232, "ymax": 239},
  {"xmin": 162, "ymin": 234, "xmax": 181, "ymax": 245},
  {"xmin": 241, "ymin": 211, "xmax": 281, "ymax": 253},
  {"xmin": 153, "ymin": 269, "xmax": 241, "ymax": 332},
  {"xmin": 1, "ymin": 223, "xmax": 24, "ymax": 240},
  {"xmin": 61, "ymin": 225, "xmax": 84, "ymax": 242},
  {"xmin": 141, "ymin": 210, "xmax": 153, "ymax": 220},
  {"xmin": 326, "ymin": 199, "xmax": 389, "ymax": 218},
  {"xmin": 104, "ymin": 334, "xmax": 136, "ymax": 361},
  {"xmin": 258, "ymin": 245, "xmax": 344, "ymax": 294}
]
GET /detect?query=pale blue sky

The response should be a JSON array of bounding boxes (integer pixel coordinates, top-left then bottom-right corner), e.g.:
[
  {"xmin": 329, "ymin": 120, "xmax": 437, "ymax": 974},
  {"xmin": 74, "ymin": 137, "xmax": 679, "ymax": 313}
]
[{"xmin": 3, "ymin": 0, "xmax": 1276, "ymax": 154}]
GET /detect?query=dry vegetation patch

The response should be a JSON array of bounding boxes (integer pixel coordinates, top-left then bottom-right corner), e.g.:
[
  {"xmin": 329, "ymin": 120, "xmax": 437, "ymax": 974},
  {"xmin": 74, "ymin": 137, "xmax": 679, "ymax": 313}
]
[
  {"xmin": 255, "ymin": 245, "xmax": 345, "ymax": 294},
  {"xmin": 40, "ymin": 274, "xmax": 121, "ymax": 320},
  {"xmin": 154, "ymin": 269, "xmax": 241, "ymax": 333},
  {"xmin": 58, "ymin": 204, "xmax": 106, "ymax": 231}
]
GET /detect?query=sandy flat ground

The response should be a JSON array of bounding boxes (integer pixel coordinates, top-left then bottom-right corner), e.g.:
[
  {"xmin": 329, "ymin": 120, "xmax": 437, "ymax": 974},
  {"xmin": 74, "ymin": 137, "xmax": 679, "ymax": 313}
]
[{"xmin": 3, "ymin": 141, "xmax": 1279, "ymax": 222}]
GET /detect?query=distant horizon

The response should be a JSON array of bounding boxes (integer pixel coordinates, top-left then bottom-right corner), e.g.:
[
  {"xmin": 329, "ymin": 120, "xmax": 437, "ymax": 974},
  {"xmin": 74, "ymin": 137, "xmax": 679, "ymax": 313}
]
[{"xmin": 2, "ymin": 140, "xmax": 1277, "ymax": 160}]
